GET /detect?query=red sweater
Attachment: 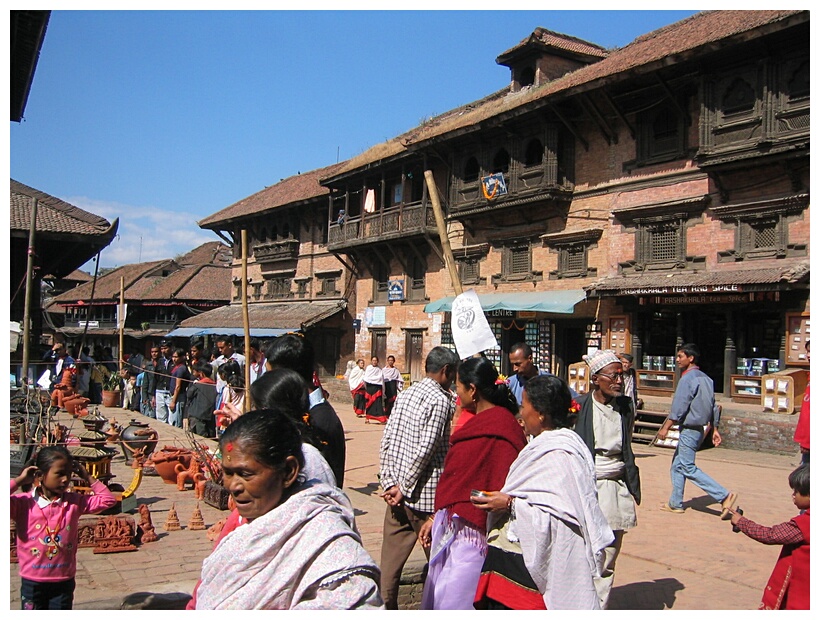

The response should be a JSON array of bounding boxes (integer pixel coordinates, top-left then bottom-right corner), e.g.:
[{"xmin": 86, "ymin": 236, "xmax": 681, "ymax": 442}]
[
  {"xmin": 435, "ymin": 405, "xmax": 525, "ymax": 530},
  {"xmin": 793, "ymin": 378, "xmax": 809, "ymax": 450},
  {"xmin": 760, "ymin": 510, "xmax": 810, "ymax": 610}
]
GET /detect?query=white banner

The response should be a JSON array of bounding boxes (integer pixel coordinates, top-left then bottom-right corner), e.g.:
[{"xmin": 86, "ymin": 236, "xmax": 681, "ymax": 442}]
[
  {"xmin": 450, "ymin": 289, "xmax": 498, "ymax": 359},
  {"xmin": 117, "ymin": 303, "xmax": 128, "ymax": 330}
]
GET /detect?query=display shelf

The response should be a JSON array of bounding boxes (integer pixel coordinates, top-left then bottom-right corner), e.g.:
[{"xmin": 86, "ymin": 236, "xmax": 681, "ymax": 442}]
[
  {"xmin": 567, "ymin": 362, "xmax": 590, "ymax": 396},
  {"xmin": 761, "ymin": 369, "xmax": 809, "ymax": 414},
  {"xmin": 785, "ymin": 312, "xmax": 810, "ymax": 367},
  {"xmin": 730, "ymin": 374, "xmax": 763, "ymax": 404},
  {"xmin": 638, "ymin": 370, "xmax": 676, "ymax": 396}
]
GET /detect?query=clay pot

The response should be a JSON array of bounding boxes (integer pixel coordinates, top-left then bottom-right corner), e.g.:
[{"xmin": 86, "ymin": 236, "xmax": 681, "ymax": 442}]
[
  {"xmin": 101, "ymin": 390, "xmax": 121, "ymax": 408},
  {"xmin": 119, "ymin": 419, "xmax": 158, "ymax": 465},
  {"xmin": 64, "ymin": 395, "xmax": 90, "ymax": 416},
  {"xmin": 145, "ymin": 446, "xmax": 193, "ymax": 484}
]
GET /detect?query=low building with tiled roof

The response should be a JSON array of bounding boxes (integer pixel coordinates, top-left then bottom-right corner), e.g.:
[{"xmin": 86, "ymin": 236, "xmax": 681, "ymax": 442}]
[{"xmin": 46, "ymin": 242, "xmax": 232, "ymax": 357}]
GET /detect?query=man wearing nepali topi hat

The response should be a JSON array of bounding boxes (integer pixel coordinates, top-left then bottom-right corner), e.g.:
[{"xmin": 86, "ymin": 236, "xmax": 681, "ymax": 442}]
[{"xmin": 573, "ymin": 349, "xmax": 641, "ymax": 609}]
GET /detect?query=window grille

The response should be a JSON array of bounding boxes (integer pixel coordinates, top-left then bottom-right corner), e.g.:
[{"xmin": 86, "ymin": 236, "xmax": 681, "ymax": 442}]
[
  {"xmin": 752, "ymin": 221, "xmax": 778, "ymax": 249},
  {"xmin": 649, "ymin": 225, "xmax": 679, "ymax": 262}
]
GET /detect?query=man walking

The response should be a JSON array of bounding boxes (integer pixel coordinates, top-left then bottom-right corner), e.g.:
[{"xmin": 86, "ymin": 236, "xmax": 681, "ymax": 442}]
[
  {"xmin": 506, "ymin": 342, "xmax": 551, "ymax": 406},
  {"xmin": 658, "ymin": 343, "xmax": 737, "ymax": 517},
  {"xmin": 378, "ymin": 346, "xmax": 459, "ymax": 609}
]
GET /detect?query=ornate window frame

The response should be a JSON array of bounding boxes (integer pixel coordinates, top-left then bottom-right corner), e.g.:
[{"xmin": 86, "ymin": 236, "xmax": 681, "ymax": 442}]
[{"xmin": 541, "ymin": 229, "xmax": 602, "ymax": 279}]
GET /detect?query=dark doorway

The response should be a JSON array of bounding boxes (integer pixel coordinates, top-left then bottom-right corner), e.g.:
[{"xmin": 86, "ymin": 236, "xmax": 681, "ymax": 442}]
[
  {"xmin": 311, "ymin": 329, "xmax": 339, "ymax": 377},
  {"xmin": 553, "ymin": 322, "xmax": 587, "ymax": 381},
  {"xmin": 405, "ymin": 330, "xmax": 424, "ymax": 383},
  {"xmin": 371, "ymin": 330, "xmax": 387, "ymax": 366},
  {"xmin": 500, "ymin": 321, "xmax": 526, "ymax": 376}
]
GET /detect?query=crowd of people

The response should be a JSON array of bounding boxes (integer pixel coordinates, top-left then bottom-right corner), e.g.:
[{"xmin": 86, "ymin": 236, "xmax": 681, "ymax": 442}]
[{"xmin": 23, "ymin": 337, "xmax": 809, "ymax": 610}]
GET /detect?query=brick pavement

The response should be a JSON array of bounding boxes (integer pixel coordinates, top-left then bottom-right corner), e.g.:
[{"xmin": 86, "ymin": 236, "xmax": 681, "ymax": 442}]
[{"xmin": 8, "ymin": 378, "xmax": 803, "ymax": 610}]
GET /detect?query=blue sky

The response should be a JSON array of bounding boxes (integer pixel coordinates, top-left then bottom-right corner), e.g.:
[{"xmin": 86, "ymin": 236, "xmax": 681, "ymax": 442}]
[{"xmin": 10, "ymin": 8, "xmax": 701, "ymax": 270}]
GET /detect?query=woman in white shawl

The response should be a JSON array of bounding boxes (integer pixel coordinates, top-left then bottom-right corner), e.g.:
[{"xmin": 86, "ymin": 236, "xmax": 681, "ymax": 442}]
[
  {"xmin": 363, "ymin": 355, "xmax": 387, "ymax": 424},
  {"xmin": 192, "ymin": 409, "xmax": 383, "ymax": 609},
  {"xmin": 472, "ymin": 374, "xmax": 614, "ymax": 610},
  {"xmin": 381, "ymin": 355, "xmax": 404, "ymax": 416},
  {"xmin": 345, "ymin": 359, "xmax": 367, "ymax": 418}
]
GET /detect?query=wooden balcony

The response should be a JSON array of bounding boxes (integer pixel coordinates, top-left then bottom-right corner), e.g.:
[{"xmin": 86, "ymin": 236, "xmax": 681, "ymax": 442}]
[
  {"xmin": 252, "ymin": 239, "xmax": 299, "ymax": 263},
  {"xmin": 327, "ymin": 202, "xmax": 438, "ymax": 251}
]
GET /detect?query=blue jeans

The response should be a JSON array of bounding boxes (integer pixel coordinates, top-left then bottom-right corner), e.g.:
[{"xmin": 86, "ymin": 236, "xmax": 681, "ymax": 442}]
[
  {"xmin": 155, "ymin": 390, "xmax": 172, "ymax": 423},
  {"xmin": 168, "ymin": 400, "xmax": 184, "ymax": 428},
  {"xmin": 669, "ymin": 428, "xmax": 729, "ymax": 509}
]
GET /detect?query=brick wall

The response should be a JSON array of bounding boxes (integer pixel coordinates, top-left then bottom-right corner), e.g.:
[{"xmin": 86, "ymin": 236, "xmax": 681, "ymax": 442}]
[{"xmin": 720, "ymin": 411, "xmax": 801, "ymax": 454}]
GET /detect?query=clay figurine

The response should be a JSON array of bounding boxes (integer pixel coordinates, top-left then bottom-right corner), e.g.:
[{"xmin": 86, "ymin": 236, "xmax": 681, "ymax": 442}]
[
  {"xmin": 163, "ymin": 503, "xmax": 181, "ymax": 531},
  {"xmin": 188, "ymin": 503, "xmax": 206, "ymax": 531},
  {"xmin": 137, "ymin": 504, "xmax": 159, "ymax": 543}
]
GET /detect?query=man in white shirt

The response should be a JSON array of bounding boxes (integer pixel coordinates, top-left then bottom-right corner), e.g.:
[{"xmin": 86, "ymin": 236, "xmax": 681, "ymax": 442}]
[
  {"xmin": 211, "ymin": 335, "xmax": 246, "ymax": 394},
  {"xmin": 247, "ymin": 338, "xmax": 267, "ymax": 384}
]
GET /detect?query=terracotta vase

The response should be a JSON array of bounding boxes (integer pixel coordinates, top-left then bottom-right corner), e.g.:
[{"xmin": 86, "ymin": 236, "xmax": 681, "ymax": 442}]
[
  {"xmin": 64, "ymin": 395, "xmax": 90, "ymax": 416},
  {"xmin": 119, "ymin": 419, "xmax": 158, "ymax": 465},
  {"xmin": 101, "ymin": 390, "xmax": 121, "ymax": 408},
  {"xmin": 146, "ymin": 446, "xmax": 192, "ymax": 484}
]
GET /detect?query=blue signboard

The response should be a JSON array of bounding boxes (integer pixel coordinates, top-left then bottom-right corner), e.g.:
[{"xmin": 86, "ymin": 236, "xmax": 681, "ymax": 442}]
[
  {"xmin": 481, "ymin": 172, "xmax": 508, "ymax": 200},
  {"xmin": 388, "ymin": 279, "xmax": 405, "ymax": 301}
]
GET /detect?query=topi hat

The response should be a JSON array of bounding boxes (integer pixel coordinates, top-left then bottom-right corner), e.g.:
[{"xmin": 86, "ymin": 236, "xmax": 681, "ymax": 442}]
[{"xmin": 583, "ymin": 349, "xmax": 622, "ymax": 375}]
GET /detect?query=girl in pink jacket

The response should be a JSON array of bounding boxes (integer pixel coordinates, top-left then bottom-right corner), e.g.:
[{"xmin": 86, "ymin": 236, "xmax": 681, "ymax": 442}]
[{"xmin": 10, "ymin": 445, "xmax": 117, "ymax": 609}]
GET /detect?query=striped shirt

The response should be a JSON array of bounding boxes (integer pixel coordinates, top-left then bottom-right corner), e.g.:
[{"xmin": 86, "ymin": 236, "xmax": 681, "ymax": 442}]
[{"xmin": 379, "ymin": 377, "xmax": 455, "ymax": 513}]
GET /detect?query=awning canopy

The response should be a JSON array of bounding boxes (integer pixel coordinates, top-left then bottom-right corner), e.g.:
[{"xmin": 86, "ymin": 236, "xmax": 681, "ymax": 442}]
[
  {"xmin": 423, "ymin": 290, "xmax": 586, "ymax": 314},
  {"xmin": 166, "ymin": 327, "xmax": 293, "ymax": 338}
]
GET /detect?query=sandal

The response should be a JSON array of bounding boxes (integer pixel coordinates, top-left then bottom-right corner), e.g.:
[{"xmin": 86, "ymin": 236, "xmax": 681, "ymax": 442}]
[
  {"xmin": 720, "ymin": 492, "xmax": 738, "ymax": 520},
  {"xmin": 659, "ymin": 502, "xmax": 685, "ymax": 514}
]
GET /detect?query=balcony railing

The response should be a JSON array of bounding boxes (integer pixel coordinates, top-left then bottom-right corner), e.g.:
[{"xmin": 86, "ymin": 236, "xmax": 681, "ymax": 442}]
[
  {"xmin": 253, "ymin": 239, "xmax": 299, "ymax": 263},
  {"xmin": 327, "ymin": 202, "xmax": 437, "ymax": 250}
]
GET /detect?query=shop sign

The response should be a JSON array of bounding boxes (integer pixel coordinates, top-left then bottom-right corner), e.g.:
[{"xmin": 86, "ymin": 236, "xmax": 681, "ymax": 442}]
[
  {"xmin": 488, "ymin": 309, "xmax": 515, "ymax": 317},
  {"xmin": 655, "ymin": 294, "xmax": 749, "ymax": 305},
  {"xmin": 387, "ymin": 279, "xmax": 405, "ymax": 301},
  {"xmin": 623, "ymin": 284, "xmax": 743, "ymax": 296}
]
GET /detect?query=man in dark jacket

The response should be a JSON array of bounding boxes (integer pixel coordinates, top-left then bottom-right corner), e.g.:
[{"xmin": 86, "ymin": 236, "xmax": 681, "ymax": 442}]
[
  {"xmin": 184, "ymin": 361, "xmax": 217, "ymax": 438},
  {"xmin": 574, "ymin": 349, "xmax": 641, "ymax": 609}
]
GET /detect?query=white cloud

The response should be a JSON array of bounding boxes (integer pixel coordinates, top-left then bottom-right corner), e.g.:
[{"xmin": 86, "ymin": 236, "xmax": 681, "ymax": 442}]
[{"xmin": 64, "ymin": 196, "xmax": 220, "ymax": 271}]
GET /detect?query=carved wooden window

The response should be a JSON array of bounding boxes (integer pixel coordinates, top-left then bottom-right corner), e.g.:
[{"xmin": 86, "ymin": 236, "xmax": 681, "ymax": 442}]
[
  {"xmin": 459, "ymin": 258, "xmax": 481, "ymax": 285},
  {"xmin": 267, "ymin": 277, "xmax": 292, "ymax": 300},
  {"xmin": 295, "ymin": 279, "xmax": 309, "ymax": 299},
  {"xmin": 318, "ymin": 276, "xmax": 339, "ymax": 297},
  {"xmin": 722, "ymin": 78, "xmax": 755, "ymax": 115},
  {"xmin": 408, "ymin": 256, "xmax": 426, "ymax": 302},
  {"xmin": 373, "ymin": 262, "xmax": 389, "ymax": 303},
  {"xmin": 464, "ymin": 157, "xmax": 480, "ymax": 183},
  {"xmin": 634, "ymin": 218, "xmax": 687, "ymax": 269},
  {"xmin": 251, "ymin": 282, "xmax": 263, "ymax": 300},
  {"xmin": 637, "ymin": 103, "xmax": 685, "ymax": 164},
  {"xmin": 561, "ymin": 245, "xmax": 586, "ymax": 274},
  {"xmin": 502, "ymin": 243, "xmax": 532, "ymax": 277},
  {"xmin": 493, "ymin": 148, "xmax": 510, "ymax": 174},
  {"xmin": 788, "ymin": 61, "xmax": 810, "ymax": 100},
  {"xmin": 524, "ymin": 139, "xmax": 543, "ymax": 167}
]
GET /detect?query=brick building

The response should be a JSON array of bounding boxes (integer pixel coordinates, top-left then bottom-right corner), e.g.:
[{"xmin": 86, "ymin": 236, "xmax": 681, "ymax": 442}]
[
  {"xmin": 189, "ymin": 164, "xmax": 353, "ymax": 377},
  {"xmin": 198, "ymin": 11, "xmax": 809, "ymax": 395}
]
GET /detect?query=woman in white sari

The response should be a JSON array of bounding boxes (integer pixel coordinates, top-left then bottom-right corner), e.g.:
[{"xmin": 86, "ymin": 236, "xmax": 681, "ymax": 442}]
[
  {"xmin": 472, "ymin": 374, "xmax": 614, "ymax": 610},
  {"xmin": 345, "ymin": 359, "xmax": 367, "ymax": 418},
  {"xmin": 192, "ymin": 409, "xmax": 383, "ymax": 609}
]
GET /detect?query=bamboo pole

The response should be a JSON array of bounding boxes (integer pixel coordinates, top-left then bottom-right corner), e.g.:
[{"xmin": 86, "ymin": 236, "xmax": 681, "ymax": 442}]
[
  {"xmin": 241, "ymin": 230, "xmax": 251, "ymax": 412},
  {"xmin": 424, "ymin": 169, "xmax": 463, "ymax": 296},
  {"xmin": 21, "ymin": 198, "xmax": 38, "ymax": 387},
  {"xmin": 118, "ymin": 276, "xmax": 125, "ymax": 373}
]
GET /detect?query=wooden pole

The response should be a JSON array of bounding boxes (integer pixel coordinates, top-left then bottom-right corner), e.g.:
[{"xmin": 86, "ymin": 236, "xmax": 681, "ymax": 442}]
[
  {"xmin": 21, "ymin": 198, "xmax": 38, "ymax": 387},
  {"xmin": 424, "ymin": 169, "xmax": 463, "ymax": 296},
  {"xmin": 118, "ymin": 276, "xmax": 125, "ymax": 373},
  {"xmin": 241, "ymin": 230, "xmax": 251, "ymax": 412}
]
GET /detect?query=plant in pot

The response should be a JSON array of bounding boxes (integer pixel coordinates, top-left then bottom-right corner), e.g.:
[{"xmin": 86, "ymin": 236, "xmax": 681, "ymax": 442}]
[{"xmin": 101, "ymin": 370, "xmax": 123, "ymax": 408}]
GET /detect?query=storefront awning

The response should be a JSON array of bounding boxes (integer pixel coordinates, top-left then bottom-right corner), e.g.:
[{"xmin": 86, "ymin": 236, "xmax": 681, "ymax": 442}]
[{"xmin": 423, "ymin": 290, "xmax": 586, "ymax": 314}]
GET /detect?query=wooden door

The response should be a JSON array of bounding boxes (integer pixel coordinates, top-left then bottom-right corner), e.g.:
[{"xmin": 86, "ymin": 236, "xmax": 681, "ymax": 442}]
[
  {"xmin": 371, "ymin": 330, "xmax": 387, "ymax": 366},
  {"xmin": 406, "ymin": 330, "xmax": 424, "ymax": 383}
]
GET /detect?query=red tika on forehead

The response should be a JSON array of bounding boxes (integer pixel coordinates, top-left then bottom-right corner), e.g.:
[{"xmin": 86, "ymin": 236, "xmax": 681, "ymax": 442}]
[{"xmin": 226, "ymin": 442, "xmax": 233, "ymax": 452}]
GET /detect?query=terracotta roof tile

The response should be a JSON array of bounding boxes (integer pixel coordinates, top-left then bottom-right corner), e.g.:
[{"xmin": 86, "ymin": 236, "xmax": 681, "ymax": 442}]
[
  {"xmin": 10, "ymin": 178, "xmax": 113, "ymax": 236},
  {"xmin": 198, "ymin": 162, "xmax": 346, "ymax": 228},
  {"xmin": 587, "ymin": 259, "xmax": 810, "ymax": 293},
  {"xmin": 497, "ymin": 27, "xmax": 608, "ymax": 63},
  {"xmin": 178, "ymin": 300, "xmax": 346, "ymax": 330}
]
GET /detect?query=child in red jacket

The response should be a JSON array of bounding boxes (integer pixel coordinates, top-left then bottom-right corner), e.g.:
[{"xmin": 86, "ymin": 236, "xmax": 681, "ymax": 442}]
[
  {"xmin": 10, "ymin": 446, "xmax": 117, "ymax": 609},
  {"xmin": 727, "ymin": 464, "xmax": 809, "ymax": 610}
]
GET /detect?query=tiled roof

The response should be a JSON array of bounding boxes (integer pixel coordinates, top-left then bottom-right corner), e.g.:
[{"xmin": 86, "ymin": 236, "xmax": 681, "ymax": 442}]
[
  {"xmin": 497, "ymin": 27, "xmax": 609, "ymax": 63},
  {"xmin": 324, "ymin": 10, "xmax": 804, "ymax": 177},
  {"xmin": 586, "ymin": 259, "xmax": 810, "ymax": 293},
  {"xmin": 176, "ymin": 241, "xmax": 233, "ymax": 266},
  {"xmin": 178, "ymin": 300, "xmax": 346, "ymax": 330},
  {"xmin": 49, "ymin": 242, "xmax": 232, "ymax": 305},
  {"xmin": 198, "ymin": 162, "xmax": 346, "ymax": 228},
  {"xmin": 10, "ymin": 178, "xmax": 113, "ymax": 236}
]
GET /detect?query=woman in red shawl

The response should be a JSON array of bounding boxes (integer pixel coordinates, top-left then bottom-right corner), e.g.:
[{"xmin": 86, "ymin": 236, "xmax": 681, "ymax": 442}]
[
  {"xmin": 418, "ymin": 356, "xmax": 525, "ymax": 609},
  {"xmin": 363, "ymin": 356, "xmax": 387, "ymax": 424}
]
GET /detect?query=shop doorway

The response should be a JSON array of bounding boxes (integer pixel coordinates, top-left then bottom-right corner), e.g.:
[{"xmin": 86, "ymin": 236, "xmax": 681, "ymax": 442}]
[
  {"xmin": 553, "ymin": 322, "xmax": 587, "ymax": 381},
  {"xmin": 371, "ymin": 330, "xmax": 387, "ymax": 365},
  {"xmin": 500, "ymin": 321, "xmax": 526, "ymax": 376}
]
